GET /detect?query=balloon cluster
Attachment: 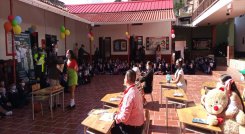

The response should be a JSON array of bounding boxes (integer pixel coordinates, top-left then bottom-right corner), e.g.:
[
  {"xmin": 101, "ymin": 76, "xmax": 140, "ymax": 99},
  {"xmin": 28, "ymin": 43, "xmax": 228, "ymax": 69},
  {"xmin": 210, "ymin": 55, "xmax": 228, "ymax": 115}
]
[
  {"xmin": 28, "ymin": 25, "xmax": 37, "ymax": 33},
  {"xmin": 171, "ymin": 29, "xmax": 175, "ymax": 39},
  {"xmin": 125, "ymin": 32, "xmax": 130, "ymax": 39},
  {"xmin": 4, "ymin": 15, "xmax": 22, "ymax": 34},
  {"xmin": 88, "ymin": 32, "xmax": 94, "ymax": 41},
  {"xmin": 60, "ymin": 25, "xmax": 70, "ymax": 39}
]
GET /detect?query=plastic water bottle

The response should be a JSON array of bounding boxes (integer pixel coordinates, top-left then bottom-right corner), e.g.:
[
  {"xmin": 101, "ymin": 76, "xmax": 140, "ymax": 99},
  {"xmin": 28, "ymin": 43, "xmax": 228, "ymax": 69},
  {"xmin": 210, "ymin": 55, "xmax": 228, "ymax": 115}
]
[
  {"xmin": 166, "ymin": 73, "xmax": 171, "ymax": 83},
  {"xmin": 241, "ymin": 75, "xmax": 245, "ymax": 82}
]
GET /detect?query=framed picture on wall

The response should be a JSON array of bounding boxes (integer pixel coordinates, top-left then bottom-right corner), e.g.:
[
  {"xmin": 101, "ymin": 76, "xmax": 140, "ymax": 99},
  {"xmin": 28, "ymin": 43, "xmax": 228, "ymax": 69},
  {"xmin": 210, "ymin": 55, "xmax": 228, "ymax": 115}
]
[
  {"xmin": 120, "ymin": 42, "xmax": 127, "ymax": 51},
  {"xmin": 192, "ymin": 38, "xmax": 212, "ymax": 50},
  {"xmin": 113, "ymin": 39, "xmax": 127, "ymax": 52},
  {"xmin": 145, "ymin": 37, "xmax": 169, "ymax": 51}
]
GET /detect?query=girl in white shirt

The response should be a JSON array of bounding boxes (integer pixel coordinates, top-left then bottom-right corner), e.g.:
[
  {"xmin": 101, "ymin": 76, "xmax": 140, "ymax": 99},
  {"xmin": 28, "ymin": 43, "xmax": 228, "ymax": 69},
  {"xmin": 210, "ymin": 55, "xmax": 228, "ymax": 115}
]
[{"xmin": 171, "ymin": 58, "xmax": 187, "ymax": 92}]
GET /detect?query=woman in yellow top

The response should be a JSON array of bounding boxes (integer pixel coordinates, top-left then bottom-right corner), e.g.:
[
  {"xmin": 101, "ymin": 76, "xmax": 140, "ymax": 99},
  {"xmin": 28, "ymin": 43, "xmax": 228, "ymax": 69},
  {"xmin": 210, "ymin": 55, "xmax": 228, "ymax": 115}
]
[{"xmin": 66, "ymin": 50, "xmax": 78, "ymax": 109}]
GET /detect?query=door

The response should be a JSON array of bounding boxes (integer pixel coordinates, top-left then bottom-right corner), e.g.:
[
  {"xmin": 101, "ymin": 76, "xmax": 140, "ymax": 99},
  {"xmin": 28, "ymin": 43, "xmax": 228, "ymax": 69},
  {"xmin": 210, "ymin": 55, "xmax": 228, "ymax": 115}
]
[
  {"xmin": 45, "ymin": 34, "xmax": 57, "ymax": 58},
  {"xmin": 104, "ymin": 37, "xmax": 111, "ymax": 59},
  {"xmin": 175, "ymin": 51, "xmax": 181, "ymax": 61},
  {"xmin": 99, "ymin": 37, "xmax": 105, "ymax": 59},
  {"xmin": 99, "ymin": 37, "xmax": 111, "ymax": 60},
  {"xmin": 30, "ymin": 32, "xmax": 38, "ymax": 49}
]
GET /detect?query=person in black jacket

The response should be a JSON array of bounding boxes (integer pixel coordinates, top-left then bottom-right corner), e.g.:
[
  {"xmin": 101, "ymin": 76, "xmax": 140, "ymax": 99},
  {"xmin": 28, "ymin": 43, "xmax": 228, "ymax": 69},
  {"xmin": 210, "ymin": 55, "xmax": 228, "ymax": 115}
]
[
  {"xmin": 139, "ymin": 61, "xmax": 154, "ymax": 103},
  {"xmin": 78, "ymin": 44, "xmax": 89, "ymax": 64},
  {"xmin": 138, "ymin": 46, "xmax": 145, "ymax": 63}
]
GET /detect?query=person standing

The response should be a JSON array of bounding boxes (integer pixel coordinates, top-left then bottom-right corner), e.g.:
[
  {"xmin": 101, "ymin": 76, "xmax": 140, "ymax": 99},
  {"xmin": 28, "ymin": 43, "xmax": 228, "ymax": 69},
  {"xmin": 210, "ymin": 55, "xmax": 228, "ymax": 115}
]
[
  {"xmin": 66, "ymin": 50, "xmax": 78, "ymax": 108},
  {"xmin": 111, "ymin": 70, "xmax": 144, "ymax": 134},
  {"xmin": 138, "ymin": 46, "xmax": 145, "ymax": 63},
  {"xmin": 73, "ymin": 43, "xmax": 79, "ymax": 58},
  {"xmin": 34, "ymin": 48, "xmax": 46, "ymax": 88},
  {"xmin": 155, "ymin": 45, "xmax": 161, "ymax": 62},
  {"xmin": 139, "ymin": 61, "xmax": 154, "ymax": 104},
  {"xmin": 78, "ymin": 44, "xmax": 89, "ymax": 64},
  {"xmin": 48, "ymin": 48, "xmax": 63, "ymax": 86},
  {"xmin": 94, "ymin": 47, "xmax": 100, "ymax": 64}
]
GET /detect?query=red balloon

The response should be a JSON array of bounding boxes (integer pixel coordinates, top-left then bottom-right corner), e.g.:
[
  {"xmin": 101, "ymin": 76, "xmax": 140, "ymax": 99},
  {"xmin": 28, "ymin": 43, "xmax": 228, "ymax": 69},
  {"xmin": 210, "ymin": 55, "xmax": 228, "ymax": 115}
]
[
  {"xmin": 171, "ymin": 29, "xmax": 175, "ymax": 34},
  {"xmin": 8, "ymin": 15, "xmax": 14, "ymax": 22},
  {"xmin": 4, "ymin": 21, "xmax": 12, "ymax": 32}
]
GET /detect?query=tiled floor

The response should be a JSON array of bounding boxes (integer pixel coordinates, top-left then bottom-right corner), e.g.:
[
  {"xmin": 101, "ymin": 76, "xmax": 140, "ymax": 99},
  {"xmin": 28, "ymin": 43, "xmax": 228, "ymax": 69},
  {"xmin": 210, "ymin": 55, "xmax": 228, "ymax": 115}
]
[{"xmin": 0, "ymin": 72, "xmax": 218, "ymax": 134}]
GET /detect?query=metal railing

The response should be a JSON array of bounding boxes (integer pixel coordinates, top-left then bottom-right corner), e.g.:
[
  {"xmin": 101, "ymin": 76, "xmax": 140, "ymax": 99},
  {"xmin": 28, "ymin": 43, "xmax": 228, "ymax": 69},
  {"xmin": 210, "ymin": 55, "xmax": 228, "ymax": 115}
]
[{"xmin": 192, "ymin": 0, "xmax": 219, "ymax": 22}]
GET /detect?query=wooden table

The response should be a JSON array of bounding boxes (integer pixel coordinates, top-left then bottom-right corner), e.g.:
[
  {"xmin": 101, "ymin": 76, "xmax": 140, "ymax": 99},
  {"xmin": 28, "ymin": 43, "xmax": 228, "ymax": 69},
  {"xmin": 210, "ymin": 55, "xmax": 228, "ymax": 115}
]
[
  {"xmin": 82, "ymin": 108, "xmax": 117, "ymax": 134},
  {"xmin": 163, "ymin": 88, "xmax": 188, "ymax": 133},
  {"xmin": 32, "ymin": 86, "xmax": 64, "ymax": 120},
  {"xmin": 159, "ymin": 81, "xmax": 178, "ymax": 106},
  {"xmin": 202, "ymin": 81, "xmax": 217, "ymax": 88},
  {"xmin": 177, "ymin": 105, "xmax": 222, "ymax": 134},
  {"xmin": 101, "ymin": 92, "xmax": 123, "ymax": 108},
  {"xmin": 201, "ymin": 81, "xmax": 217, "ymax": 96}
]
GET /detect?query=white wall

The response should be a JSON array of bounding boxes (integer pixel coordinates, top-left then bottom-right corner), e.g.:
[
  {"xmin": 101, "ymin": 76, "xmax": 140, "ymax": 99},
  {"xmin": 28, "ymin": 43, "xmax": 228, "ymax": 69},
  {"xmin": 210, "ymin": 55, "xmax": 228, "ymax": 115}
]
[
  {"xmin": 235, "ymin": 15, "xmax": 245, "ymax": 52},
  {"xmin": 175, "ymin": 41, "xmax": 186, "ymax": 59},
  {"xmin": 0, "ymin": 0, "xmax": 89, "ymax": 60},
  {"xmin": 0, "ymin": 0, "xmax": 172, "ymax": 60},
  {"xmin": 93, "ymin": 22, "xmax": 172, "ymax": 55}
]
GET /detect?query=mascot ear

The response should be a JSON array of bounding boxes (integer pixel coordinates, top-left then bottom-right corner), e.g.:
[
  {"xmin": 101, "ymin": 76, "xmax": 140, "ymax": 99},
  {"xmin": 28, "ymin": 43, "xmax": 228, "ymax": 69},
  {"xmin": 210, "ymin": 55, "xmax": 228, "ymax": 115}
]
[
  {"xmin": 201, "ymin": 95, "xmax": 205, "ymax": 105},
  {"xmin": 215, "ymin": 85, "xmax": 227, "ymax": 94},
  {"xmin": 219, "ymin": 87, "xmax": 225, "ymax": 91}
]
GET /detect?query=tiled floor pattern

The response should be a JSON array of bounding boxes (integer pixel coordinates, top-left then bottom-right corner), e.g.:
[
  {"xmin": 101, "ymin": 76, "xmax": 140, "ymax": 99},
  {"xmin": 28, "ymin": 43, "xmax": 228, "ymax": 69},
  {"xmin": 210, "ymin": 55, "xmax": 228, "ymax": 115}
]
[{"xmin": 0, "ymin": 73, "xmax": 218, "ymax": 134}]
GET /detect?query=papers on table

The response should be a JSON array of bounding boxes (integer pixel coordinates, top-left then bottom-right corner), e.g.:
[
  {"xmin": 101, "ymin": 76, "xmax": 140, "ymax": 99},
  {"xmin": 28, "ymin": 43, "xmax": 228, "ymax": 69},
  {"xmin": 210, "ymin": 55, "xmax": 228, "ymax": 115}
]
[
  {"xmin": 88, "ymin": 109, "xmax": 108, "ymax": 115},
  {"xmin": 173, "ymin": 93, "xmax": 183, "ymax": 97},
  {"xmin": 109, "ymin": 97, "xmax": 121, "ymax": 102},
  {"xmin": 99, "ymin": 113, "xmax": 114, "ymax": 122}
]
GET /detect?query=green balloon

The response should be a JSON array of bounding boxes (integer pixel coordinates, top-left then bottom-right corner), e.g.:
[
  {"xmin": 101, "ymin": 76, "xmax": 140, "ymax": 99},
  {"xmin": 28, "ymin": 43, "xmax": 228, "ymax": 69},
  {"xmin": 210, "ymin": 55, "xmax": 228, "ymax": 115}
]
[
  {"xmin": 12, "ymin": 19, "xmax": 18, "ymax": 26},
  {"xmin": 60, "ymin": 26, "xmax": 65, "ymax": 33}
]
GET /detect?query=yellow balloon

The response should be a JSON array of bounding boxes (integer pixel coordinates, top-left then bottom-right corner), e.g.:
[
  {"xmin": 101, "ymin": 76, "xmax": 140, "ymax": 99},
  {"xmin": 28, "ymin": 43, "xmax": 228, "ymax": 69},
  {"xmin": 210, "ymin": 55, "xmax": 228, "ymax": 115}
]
[
  {"xmin": 65, "ymin": 29, "xmax": 70, "ymax": 36},
  {"xmin": 13, "ymin": 25, "xmax": 21, "ymax": 34},
  {"xmin": 60, "ymin": 32, "xmax": 65, "ymax": 39}
]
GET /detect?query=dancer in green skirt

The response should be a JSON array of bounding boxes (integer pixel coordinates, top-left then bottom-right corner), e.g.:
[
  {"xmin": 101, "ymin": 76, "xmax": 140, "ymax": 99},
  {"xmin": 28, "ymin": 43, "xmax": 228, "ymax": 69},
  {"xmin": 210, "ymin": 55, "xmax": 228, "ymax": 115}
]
[{"xmin": 66, "ymin": 50, "xmax": 78, "ymax": 108}]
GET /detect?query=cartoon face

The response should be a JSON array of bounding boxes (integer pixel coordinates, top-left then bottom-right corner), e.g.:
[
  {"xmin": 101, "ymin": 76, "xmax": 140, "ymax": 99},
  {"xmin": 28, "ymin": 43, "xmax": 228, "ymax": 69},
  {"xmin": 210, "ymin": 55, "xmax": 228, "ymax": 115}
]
[{"xmin": 203, "ymin": 87, "xmax": 229, "ymax": 115}]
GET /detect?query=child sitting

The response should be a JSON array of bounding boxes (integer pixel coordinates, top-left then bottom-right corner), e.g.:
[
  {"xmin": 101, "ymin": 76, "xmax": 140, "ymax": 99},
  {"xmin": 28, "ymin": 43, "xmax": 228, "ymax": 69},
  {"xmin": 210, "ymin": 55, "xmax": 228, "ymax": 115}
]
[
  {"xmin": 7, "ymin": 83, "xmax": 21, "ymax": 108},
  {"xmin": 0, "ymin": 81, "xmax": 13, "ymax": 117},
  {"xmin": 17, "ymin": 80, "xmax": 29, "ymax": 106}
]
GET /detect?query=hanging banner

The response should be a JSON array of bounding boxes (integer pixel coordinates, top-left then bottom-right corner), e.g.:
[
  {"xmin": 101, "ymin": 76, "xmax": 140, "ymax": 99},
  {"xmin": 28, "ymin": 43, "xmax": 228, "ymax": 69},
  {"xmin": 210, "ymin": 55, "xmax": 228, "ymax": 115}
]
[{"xmin": 14, "ymin": 33, "xmax": 34, "ymax": 73}]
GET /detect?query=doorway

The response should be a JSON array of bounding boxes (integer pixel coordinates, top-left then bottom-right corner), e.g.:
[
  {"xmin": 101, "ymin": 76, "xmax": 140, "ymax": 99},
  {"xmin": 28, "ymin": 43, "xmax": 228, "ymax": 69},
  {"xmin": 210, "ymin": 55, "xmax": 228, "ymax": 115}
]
[
  {"xmin": 175, "ymin": 51, "xmax": 181, "ymax": 61},
  {"xmin": 99, "ymin": 37, "xmax": 111, "ymax": 60},
  {"xmin": 45, "ymin": 34, "xmax": 57, "ymax": 58}
]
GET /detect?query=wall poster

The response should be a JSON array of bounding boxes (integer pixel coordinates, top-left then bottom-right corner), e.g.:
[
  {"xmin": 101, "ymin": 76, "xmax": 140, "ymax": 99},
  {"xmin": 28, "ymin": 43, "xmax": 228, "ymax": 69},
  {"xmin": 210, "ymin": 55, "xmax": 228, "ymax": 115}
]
[
  {"xmin": 14, "ymin": 33, "xmax": 34, "ymax": 73},
  {"xmin": 145, "ymin": 37, "xmax": 169, "ymax": 51}
]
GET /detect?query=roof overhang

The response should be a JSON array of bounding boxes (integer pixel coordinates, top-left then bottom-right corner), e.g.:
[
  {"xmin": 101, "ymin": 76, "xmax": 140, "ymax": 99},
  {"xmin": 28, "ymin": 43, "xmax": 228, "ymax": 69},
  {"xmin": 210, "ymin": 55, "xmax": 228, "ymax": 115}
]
[
  {"xmin": 66, "ymin": 0, "xmax": 175, "ymax": 25},
  {"xmin": 75, "ymin": 9, "xmax": 176, "ymax": 25},
  {"xmin": 18, "ymin": 0, "xmax": 91, "ymax": 24},
  {"xmin": 192, "ymin": 0, "xmax": 245, "ymax": 26}
]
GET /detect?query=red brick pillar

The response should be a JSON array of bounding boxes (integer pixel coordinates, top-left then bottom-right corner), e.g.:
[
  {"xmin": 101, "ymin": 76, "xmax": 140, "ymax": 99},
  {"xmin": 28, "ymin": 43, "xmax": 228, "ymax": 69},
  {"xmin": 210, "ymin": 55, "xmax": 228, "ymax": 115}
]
[{"xmin": 227, "ymin": 46, "xmax": 234, "ymax": 66}]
